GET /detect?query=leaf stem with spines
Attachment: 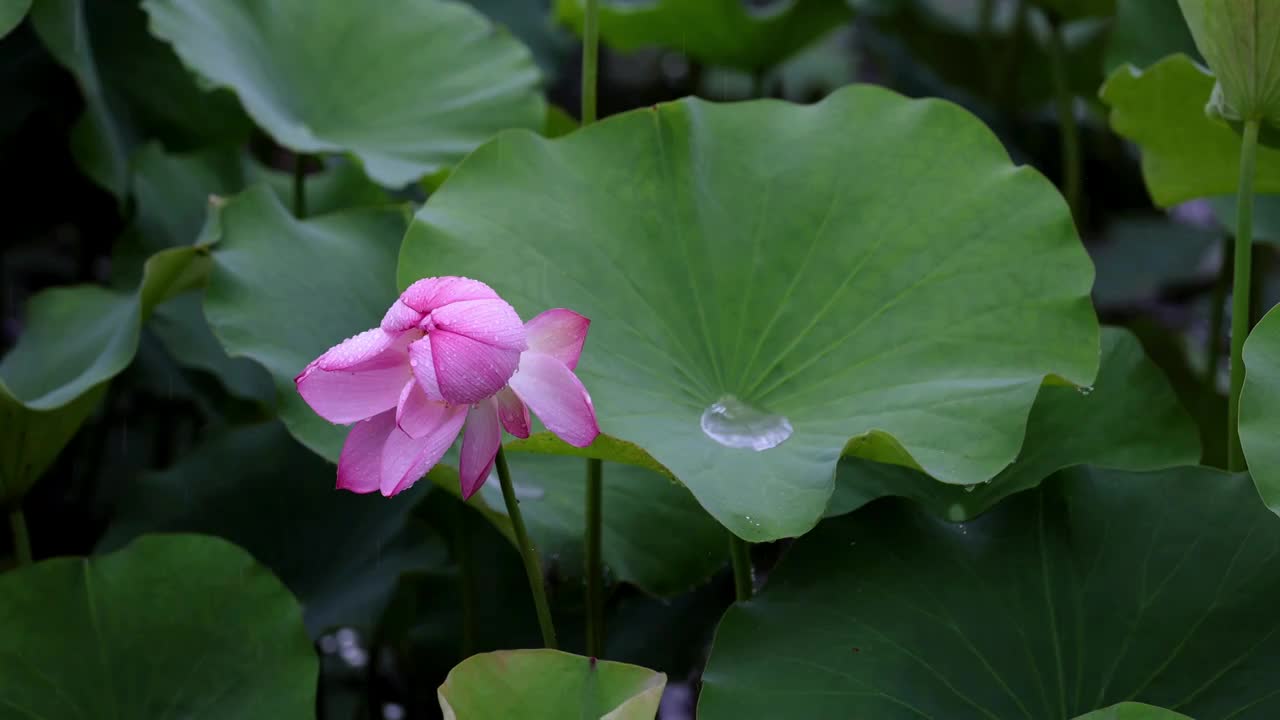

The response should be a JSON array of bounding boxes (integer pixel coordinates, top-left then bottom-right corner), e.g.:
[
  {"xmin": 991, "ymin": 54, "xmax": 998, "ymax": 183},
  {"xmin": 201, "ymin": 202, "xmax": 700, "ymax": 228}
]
[
  {"xmin": 496, "ymin": 447, "xmax": 558, "ymax": 648},
  {"xmin": 1229, "ymin": 120, "xmax": 1262, "ymax": 471}
]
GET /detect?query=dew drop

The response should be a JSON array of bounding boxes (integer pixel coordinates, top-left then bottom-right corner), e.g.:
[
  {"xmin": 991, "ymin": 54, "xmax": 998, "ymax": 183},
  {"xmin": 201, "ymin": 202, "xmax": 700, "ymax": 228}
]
[
  {"xmin": 1077, "ymin": 385, "xmax": 1094, "ymax": 396},
  {"xmin": 963, "ymin": 485, "xmax": 978, "ymax": 493},
  {"xmin": 700, "ymin": 394, "xmax": 793, "ymax": 451}
]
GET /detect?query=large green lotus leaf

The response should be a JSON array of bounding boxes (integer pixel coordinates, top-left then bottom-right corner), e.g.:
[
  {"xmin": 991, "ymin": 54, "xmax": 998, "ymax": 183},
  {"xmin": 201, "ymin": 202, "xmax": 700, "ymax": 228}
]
[
  {"xmin": 701, "ymin": 465, "xmax": 1280, "ymax": 719},
  {"xmin": 438, "ymin": 649, "xmax": 665, "ymax": 719},
  {"xmin": 0, "ymin": 244, "xmax": 209, "ymax": 502},
  {"xmin": 143, "ymin": 0, "xmax": 545, "ymax": 188},
  {"xmin": 1239, "ymin": 304, "xmax": 1280, "ymax": 504},
  {"xmin": 203, "ymin": 186, "xmax": 406, "ymax": 461},
  {"xmin": 99, "ymin": 422, "xmax": 432, "ymax": 635},
  {"xmin": 400, "ymin": 86, "xmax": 1099, "ymax": 541},
  {"xmin": 0, "ymin": 534, "xmax": 317, "ymax": 718},
  {"xmin": 1178, "ymin": 0, "xmax": 1280, "ymax": 127},
  {"xmin": 28, "ymin": 0, "xmax": 250, "ymax": 196},
  {"xmin": 828, "ymin": 327, "xmax": 1199, "ymax": 520},
  {"xmin": 435, "ymin": 454, "xmax": 726, "ymax": 596},
  {"xmin": 1075, "ymin": 705, "xmax": 1194, "ymax": 720},
  {"xmin": 554, "ymin": 0, "xmax": 851, "ymax": 71},
  {"xmin": 1104, "ymin": 0, "xmax": 1198, "ymax": 72},
  {"xmin": 0, "ymin": 0, "xmax": 29, "ymax": 38},
  {"xmin": 1100, "ymin": 55, "xmax": 1280, "ymax": 207}
]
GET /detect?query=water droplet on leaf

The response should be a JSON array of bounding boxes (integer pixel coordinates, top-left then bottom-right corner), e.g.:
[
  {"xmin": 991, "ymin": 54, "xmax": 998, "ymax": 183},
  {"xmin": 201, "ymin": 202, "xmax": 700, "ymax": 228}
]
[{"xmin": 700, "ymin": 394, "xmax": 793, "ymax": 451}]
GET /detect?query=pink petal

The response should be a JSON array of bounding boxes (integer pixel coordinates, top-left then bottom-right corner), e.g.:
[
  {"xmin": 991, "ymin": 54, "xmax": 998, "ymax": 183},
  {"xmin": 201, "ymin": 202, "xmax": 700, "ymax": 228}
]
[
  {"xmin": 429, "ymin": 298, "xmax": 527, "ymax": 351},
  {"xmin": 496, "ymin": 387, "xmax": 530, "ymax": 438},
  {"xmin": 336, "ymin": 410, "xmax": 396, "ymax": 493},
  {"xmin": 399, "ymin": 276, "xmax": 499, "ymax": 314},
  {"xmin": 381, "ymin": 300, "xmax": 423, "ymax": 333},
  {"xmin": 408, "ymin": 337, "xmax": 445, "ymax": 402},
  {"xmin": 396, "ymin": 380, "xmax": 447, "ymax": 438},
  {"xmin": 295, "ymin": 329, "xmax": 413, "ymax": 423},
  {"xmin": 380, "ymin": 403, "xmax": 467, "ymax": 496},
  {"xmin": 430, "ymin": 330, "xmax": 522, "ymax": 405},
  {"xmin": 509, "ymin": 352, "xmax": 599, "ymax": 448},
  {"xmin": 525, "ymin": 309, "xmax": 590, "ymax": 371},
  {"xmin": 459, "ymin": 397, "xmax": 501, "ymax": 499}
]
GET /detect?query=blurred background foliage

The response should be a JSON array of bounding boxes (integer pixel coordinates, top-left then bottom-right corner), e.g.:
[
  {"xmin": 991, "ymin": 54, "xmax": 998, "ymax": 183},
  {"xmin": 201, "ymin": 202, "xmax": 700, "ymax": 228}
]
[{"xmin": 0, "ymin": 0, "xmax": 1255, "ymax": 717}]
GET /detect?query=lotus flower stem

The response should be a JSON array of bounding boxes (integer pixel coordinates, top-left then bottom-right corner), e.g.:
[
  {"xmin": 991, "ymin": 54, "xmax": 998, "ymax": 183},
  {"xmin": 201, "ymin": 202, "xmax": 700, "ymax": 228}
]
[
  {"xmin": 8, "ymin": 506, "xmax": 30, "ymax": 567},
  {"xmin": 585, "ymin": 458, "xmax": 604, "ymax": 656},
  {"xmin": 581, "ymin": 0, "xmax": 606, "ymax": 659},
  {"xmin": 729, "ymin": 534, "xmax": 753, "ymax": 602},
  {"xmin": 1044, "ymin": 15, "xmax": 1081, "ymax": 226},
  {"xmin": 1229, "ymin": 119, "xmax": 1261, "ymax": 471},
  {"xmin": 496, "ymin": 447, "xmax": 558, "ymax": 648}
]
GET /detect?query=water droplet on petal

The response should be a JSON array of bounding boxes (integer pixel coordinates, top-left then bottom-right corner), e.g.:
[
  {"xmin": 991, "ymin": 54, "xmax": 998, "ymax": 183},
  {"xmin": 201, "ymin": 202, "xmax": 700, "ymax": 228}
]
[{"xmin": 700, "ymin": 395, "xmax": 793, "ymax": 451}]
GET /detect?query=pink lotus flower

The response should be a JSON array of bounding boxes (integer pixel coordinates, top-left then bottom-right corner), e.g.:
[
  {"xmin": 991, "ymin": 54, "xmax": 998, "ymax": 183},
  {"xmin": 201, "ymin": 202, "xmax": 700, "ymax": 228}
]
[{"xmin": 295, "ymin": 277, "xmax": 599, "ymax": 498}]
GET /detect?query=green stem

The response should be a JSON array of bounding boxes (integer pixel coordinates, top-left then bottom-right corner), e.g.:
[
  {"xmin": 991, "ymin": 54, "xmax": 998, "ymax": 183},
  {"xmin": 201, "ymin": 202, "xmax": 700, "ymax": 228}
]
[
  {"xmin": 1206, "ymin": 235, "xmax": 1231, "ymax": 398},
  {"xmin": 1044, "ymin": 16, "xmax": 1081, "ymax": 226},
  {"xmin": 292, "ymin": 154, "xmax": 307, "ymax": 218},
  {"xmin": 579, "ymin": 0, "xmax": 604, "ymax": 659},
  {"xmin": 8, "ymin": 506, "xmax": 31, "ymax": 567},
  {"xmin": 729, "ymin": 534, "xmax": 753, "ymax": 602},
  {"xmin": 496, "ymin": 448, "xmax": 558, "ymax": 648},
  {"xmin": 580, "ymin": 0, "xmax": 600, "ymax": 125},
  {"xmin": 585, "ymin": 458, "xmax": 604, "ymax": 657},
  {"xmin": 1229, "ymin": 119, "xmax": 1262, "ymax": 471}
]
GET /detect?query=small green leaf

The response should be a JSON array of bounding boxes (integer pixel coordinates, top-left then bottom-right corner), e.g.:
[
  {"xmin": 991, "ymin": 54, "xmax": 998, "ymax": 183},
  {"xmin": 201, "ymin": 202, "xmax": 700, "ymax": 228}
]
[
  {"xmin": 203, "ymin": 186, "xmax": 406, "ymax": 460},
  {"xmin": 143, "ymin": 0, "xmax": 545, "ymax": 188},
  {"xmin": 400, "ymin": 86, "xmax": 1099, "ymax": 541},
  {"xmin": 0, "ymin": 244, "xmax": 209, "ymax": 502},
  {"xmin": 828, "ymin": 327, "xmax": 1199, "ymax": 520},
  {"xmin": 0, "ymin": 534, "xmax": 317, "ymax": 718},
  {"xmin": 1100, "ymin": 54, "xmax": 1280, "ymax": 206},
  {"xmin": 1074, "ymin": 704, "xmax": 1194, "ymax": 720},
  {"xmin": 438, "ymin": 649, "xmax": 665, "ymax": 720},
  {"xmin": 1178, "ymin": 0, "xmax": 1280, "ymax": 128},
  {"xmin": 701, "ymin": 466, "xmax": 1280, "ymax": 718},
  {"xmin": 149, "ymin": 292, "xmax": 275, "ymax": 404},
  {"xmin": 100, "ymin": 423, "xmax": 432, "ymax": 634},
  {"xmin": 1090, "ymin": 216, "xmax": 1218, "ymax": 306},
  {"xmin": 435, "ymin": 454, "xmax": 727, "ymax": 596},
  {"xmin": 0, "ymin": 0, "xmax": 30, "ymax": 38},
  {"xmin": 554, "ymin": 0, "xmax": 851, "ymax": 71},
  {"xmin": 131, "ymin": 144, "xmax": 391, "ymax": 252}
]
